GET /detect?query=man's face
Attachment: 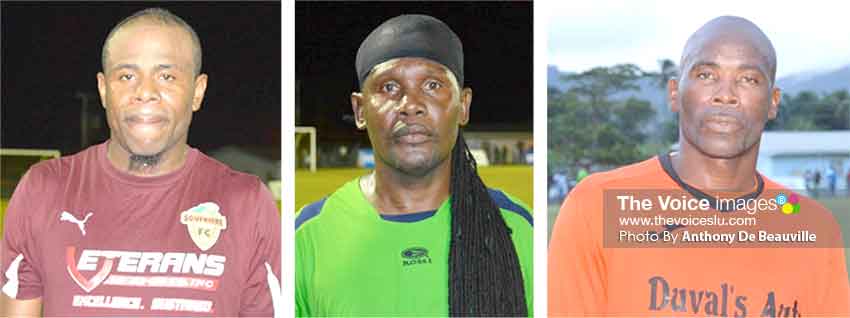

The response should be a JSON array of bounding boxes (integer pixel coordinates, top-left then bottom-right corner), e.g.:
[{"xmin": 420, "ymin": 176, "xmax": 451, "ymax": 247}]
[
  {"xmin": 669, "ymin": 36, "xmax": 780, "ymax": 159},
  {"xmin": 352, "ymin": 57, "xmax": 471, "ymax": 176},
  {"xmin": 97, "ymin": 22, "xmax": 207, "ymax": 157}
]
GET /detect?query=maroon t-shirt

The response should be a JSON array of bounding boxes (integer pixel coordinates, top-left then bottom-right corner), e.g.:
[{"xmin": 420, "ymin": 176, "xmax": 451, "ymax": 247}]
[{"xmin": 1, "ymin": 142, "xmax": 281, "ymax": 316}]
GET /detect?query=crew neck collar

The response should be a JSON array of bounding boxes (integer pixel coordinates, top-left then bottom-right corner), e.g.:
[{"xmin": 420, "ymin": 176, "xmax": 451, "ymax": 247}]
[
  {"xmin": 657, "ymin": 152, "xmax": 764, "ymax": 212},
  {"xmin": 98, "ymin": 141, "xmax": 199, "ymax": 187}
]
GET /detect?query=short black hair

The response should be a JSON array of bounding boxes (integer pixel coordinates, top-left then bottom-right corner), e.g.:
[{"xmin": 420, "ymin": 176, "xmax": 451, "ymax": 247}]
[{"xmin": 101, "ymin": 8, "xmax": 203, "ymax": 76}]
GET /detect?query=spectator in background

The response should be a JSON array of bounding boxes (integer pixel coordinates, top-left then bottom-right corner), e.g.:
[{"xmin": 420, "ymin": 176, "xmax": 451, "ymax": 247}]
[
  {"xmin": 814, "ymin": 169, "xmax": 822, "ymax": 197},
  {"xmin": 576, "ymin": 166, "xmax": 589, "ymax": 184},
  {"xmin": 552, "ymin": 171, "xmax": 569, "ymax": 199},
  {"xmin": 826, "ymin": 166, "xmax": 836, "ymax": 197},
  {"xmin": 804, "ymin": 168, "xmax": 813, "ymax": 192},
  {"xmin": 846, "ymin": 168, "xmax": 850, "ymax": 196},
  {"xmin": 516, "ymin": 141, "xmax": 526, "ymax": 164}
]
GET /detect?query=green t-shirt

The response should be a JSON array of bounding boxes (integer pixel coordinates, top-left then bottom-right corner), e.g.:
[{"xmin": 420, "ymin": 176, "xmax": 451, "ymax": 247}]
[
  {"xmin": 295, "ymin": 178, "xmax": 533, "ymax": 317},
  {"xmin": 576, "ymin": 168, "xmax": 589, "ymax": 183}
]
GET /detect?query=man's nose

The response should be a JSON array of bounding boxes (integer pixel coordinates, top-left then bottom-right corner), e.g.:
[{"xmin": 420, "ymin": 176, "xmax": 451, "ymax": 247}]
[
  {"xmin": 398, "ymin": 90, "xmax": 427, "ymax": 117},
  {"xmin": 711, "ymin": 79, "xmax": 739, "ymax": 106},
  {"xmin": 133, "ymin": 75, "xmax": 160, "ymax": 103}
]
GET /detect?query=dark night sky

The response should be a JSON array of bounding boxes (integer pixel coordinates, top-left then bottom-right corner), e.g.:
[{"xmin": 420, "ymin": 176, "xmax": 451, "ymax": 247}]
[
  {"xmin": 296, "ymin": 2, "xmax": 533, "ymax": 143},
  {"xmin": 1, "ymin": 2, "xmax": 281, "ymax": 158}
]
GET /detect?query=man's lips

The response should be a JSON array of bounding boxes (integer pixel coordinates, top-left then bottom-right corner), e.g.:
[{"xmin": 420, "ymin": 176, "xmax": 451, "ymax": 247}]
[
  {"xmin": 392, "ymin": 124, "xmax": 433, "ymax": 144},
  {"xmin": 125, "ymin": 115, "xmax": 168, "ymax": 126},
  {"xmin": 701, "ymin": 110, "xmax": 746, "ymax": 134}
]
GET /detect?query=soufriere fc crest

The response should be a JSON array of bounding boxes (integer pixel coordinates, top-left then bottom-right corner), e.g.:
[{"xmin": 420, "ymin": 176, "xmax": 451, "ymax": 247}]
[{"xmin": 180, "ymin": 202, "xmax": 228, "ymax": 251}]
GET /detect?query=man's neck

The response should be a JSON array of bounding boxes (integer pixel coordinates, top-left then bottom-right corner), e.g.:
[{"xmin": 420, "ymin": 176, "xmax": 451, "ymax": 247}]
[
  {"xmin": 106, "ymin": 140, "xmax": 188, "ymax": 177},
  {"xmin": 361, "ymin": 160, "xmax": 452, "ymax": 215},
  {"xmin": 672, "ymin": 139, "xmax": 760, "ymax": 193}
]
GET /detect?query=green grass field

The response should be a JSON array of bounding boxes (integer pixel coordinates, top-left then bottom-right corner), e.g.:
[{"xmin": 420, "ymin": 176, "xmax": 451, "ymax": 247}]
[
  {"xmin": 295, "ymin": 165, "xmax": 533, "ymax": 212},
  {"xmin": 0, "ymin": 199, "xmax": 6, "ymax": 234}
]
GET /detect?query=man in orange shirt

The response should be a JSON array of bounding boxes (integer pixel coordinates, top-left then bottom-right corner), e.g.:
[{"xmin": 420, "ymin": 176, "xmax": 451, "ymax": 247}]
[{"xmin": 549, "ymin": 16, "xmax": 850, "ymax": 317}]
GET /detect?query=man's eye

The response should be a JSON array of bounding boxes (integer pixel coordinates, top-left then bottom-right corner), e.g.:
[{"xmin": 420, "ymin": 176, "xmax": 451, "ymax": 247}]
[
  {"xmin": 119, "ymin": 74, "xmax": 134, "ymax": 81},
  {"xmin": 161, "ymin": 73, "xmax": 176, "ymax": 81},
  {"xmin": 696, "ymin": 72, "xmax": 713, "ymax": 80},
  {"xmin": 382, "ymin": 82, "xmax": 399, "ymax": 93},
  {"xmin": 741, "ymin": 76, "xmax": 759, "ymax": 84},
  {"xmin": 425, "ymin": 81, "xmax": 442, "ymax": 90}
]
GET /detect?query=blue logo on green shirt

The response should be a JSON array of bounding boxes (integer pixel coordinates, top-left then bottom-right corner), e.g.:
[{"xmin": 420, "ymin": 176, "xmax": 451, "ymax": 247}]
[{"xmin": 401, "ymin": 247, "xmax": 432, "ymax": 266}]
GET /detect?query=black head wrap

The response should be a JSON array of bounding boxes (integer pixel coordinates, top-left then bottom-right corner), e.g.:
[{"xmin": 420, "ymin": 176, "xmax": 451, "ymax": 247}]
[{"xmin": 356, "ymin": 14, "xmax": 463, "ymax": 88}]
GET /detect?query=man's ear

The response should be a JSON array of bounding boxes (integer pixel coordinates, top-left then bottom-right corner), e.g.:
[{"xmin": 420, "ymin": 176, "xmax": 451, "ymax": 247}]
[
  {"xmin": 668, "ymin": 78, "xmax": 680, "ymax": 113},
  {"xmin": 351, "ymin": 92, "xmax": 367, "ymax": 129},
  {"xmin": 768, "ymin": 86, "xmax": 781, "ymax": 120},
  {"xmin": 191, "ymin": 73, "xmax": 209, "ymax": 112},
  {"xmin": 97, "ymin": 72, "xmax": 108, "ymax": 109},
  {"xmin": 458, "ymin": 87, "xmax": 472, "ymax": 126}
]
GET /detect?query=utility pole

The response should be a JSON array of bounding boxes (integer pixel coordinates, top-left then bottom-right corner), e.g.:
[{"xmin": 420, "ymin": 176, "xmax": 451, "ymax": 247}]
[{"xmin": 75, "ymin": 92, "xmax": 89, "ymax": 149}]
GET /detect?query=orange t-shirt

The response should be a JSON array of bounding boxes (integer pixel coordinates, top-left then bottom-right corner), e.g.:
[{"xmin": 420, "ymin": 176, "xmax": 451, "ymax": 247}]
[{"xmin": 549, "ymin": 155, "xmax": 850, "ymax": 317}]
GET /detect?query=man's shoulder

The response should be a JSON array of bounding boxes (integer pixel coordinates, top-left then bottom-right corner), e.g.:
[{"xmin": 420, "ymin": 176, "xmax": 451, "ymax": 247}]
[
  {"xmin": 295, "ymin": 178, "xmax": 360, "ymax": 231},
  {"xmin": 23, "ymin": 145, "xmax": 99, "ymax": 182},
  {"xmin": 5, "ymin": 146, "xmax": 99, "ymax": 225},
  {"xmin": 761, "ymin": 175, "xmax": 845, "ymax": 247},
  {"xmin": 486, "ymin": 188, "xmax": 533, "ymax": 227},
  {"xmin": 295, "ymin": 197, "xmax": 328, "ymax": 231},
  {"xmin": 193, "ymin": 149, "xmax": 265, "ymax": 188}
]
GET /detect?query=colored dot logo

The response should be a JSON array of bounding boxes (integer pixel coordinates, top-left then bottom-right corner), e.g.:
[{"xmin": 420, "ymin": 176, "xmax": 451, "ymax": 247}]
[
  {"xmin": 776, "ymin": 193, "xmax": 800, "ymax": 215},
  {"xmin": 776, "ymin": 194, "xmax": 787, "ymax": 205}
]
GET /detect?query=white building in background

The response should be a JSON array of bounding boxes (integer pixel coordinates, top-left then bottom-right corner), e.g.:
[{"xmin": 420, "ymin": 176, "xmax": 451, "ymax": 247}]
[{"xmin": 756, "ymin": 131, "xmax": 850, "ymax": 191}]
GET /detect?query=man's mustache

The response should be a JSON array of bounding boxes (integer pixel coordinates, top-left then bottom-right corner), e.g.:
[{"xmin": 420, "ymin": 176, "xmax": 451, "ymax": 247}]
[
  {"xmin": 700, "ymin": 107, "xmax": 748, "ymax": 126},
  {"xmin": 392, "ymin": 123, "xmax": 434, "ymax": 138}
]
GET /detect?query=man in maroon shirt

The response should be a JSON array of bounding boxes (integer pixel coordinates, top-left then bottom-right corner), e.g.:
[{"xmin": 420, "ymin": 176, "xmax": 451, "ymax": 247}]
[{"xmin": 1, "ymin": 8, "xmax": 281, "ymax": 316}]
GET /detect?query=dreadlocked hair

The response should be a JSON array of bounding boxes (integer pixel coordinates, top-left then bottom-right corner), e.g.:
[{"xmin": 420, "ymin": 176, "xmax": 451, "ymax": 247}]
[{"xmin": 449, "ymin": 130, "xmax": 527, "ymax": 316}]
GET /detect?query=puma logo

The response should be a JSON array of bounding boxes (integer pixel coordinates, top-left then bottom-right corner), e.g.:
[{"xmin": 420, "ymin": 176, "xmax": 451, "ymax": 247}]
[{"xmin": 60, "ymin": 211, "xmax": 93, "ymax": 236}]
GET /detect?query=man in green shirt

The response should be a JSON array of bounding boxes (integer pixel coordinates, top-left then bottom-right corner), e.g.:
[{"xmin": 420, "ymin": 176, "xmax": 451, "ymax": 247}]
[
  {"xmin": 295, "ymin": 14, "xmax": 533, "ymax": 317},
  {"xmin": 576, "ymin": 167, "xmax": 589, "ymax": 183}
]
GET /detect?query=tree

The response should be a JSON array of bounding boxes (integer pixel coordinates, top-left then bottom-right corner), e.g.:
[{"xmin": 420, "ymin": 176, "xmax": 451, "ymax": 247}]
[
  {"xmin": 766, "ymin": 89, "xmax": 850, "ymax": 131},
  {"xmin": 563, "ymin": 64, "xmax": 643, "ymax": 148},
  {"xmin": 645, "ymin": 59, "xmax": 679, "ymax": 89},
  {"xmin": 548, "ymin": 64, "xmax": 656, "ymax": 171},
  {"xmin": 643, "ymin": 59, "xmax": 680, "ymax": 148},
  {"xmin": 563, "ymin": 64, "xmax": 642, "ymax": 106},
  {"xmin": 822, "ymin": 90, "xmax": 850, "ymax": 129}
]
